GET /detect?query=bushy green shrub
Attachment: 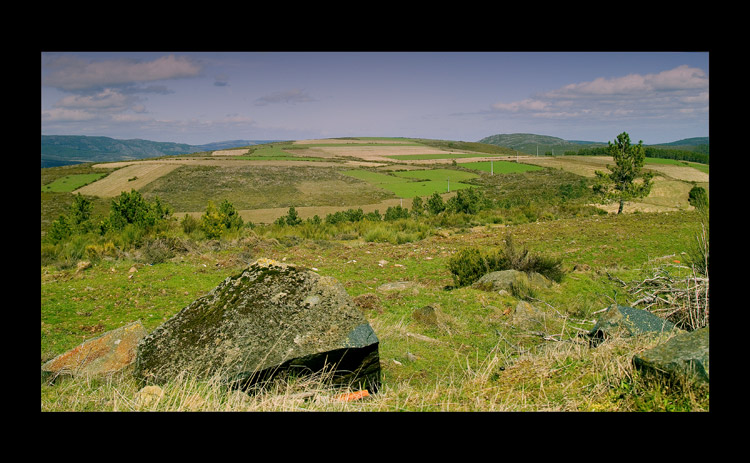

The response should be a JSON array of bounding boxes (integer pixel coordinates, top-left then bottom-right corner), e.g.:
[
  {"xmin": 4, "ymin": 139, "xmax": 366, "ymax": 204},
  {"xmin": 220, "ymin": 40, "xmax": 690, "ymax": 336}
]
[
  {"xmin": 200, "ymin": 200, "xmax": 245, "ymax": 238},
  {"xmin": 107, "ymin": 190, "xmax": 171, "ymax": 231},
  {"xmin": 426, "ymin": 192, "xmax": 446, "ymax": 215},
  {"xmin": 447, "ymin": 248, "xmax": 507, "ymax": 288},
  {"xmin": 384, "ymin": 205, "xmax": 409, "ymax": 221},
  {"xmin": 181, "ymin": 214, "xmax": 200, "ymax": 234},
  {"xmin": 446, "ymin": 188, "xmax": 491, "ymax": 214},
  {"xmin": 447, "ymin": 235, "xmax": 564, "ymax": 288},
  {"xmin": 688, "ymin": 185, "xmax": 708, "ymax": 209}
]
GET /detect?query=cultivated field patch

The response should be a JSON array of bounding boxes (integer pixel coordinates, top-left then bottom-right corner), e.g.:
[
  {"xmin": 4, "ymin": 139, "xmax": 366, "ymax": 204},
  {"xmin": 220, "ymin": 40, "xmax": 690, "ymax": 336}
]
[
  {"xmin": 212, "ymin": 149, "xmax": 250, "ymax": 156},
  {"xmin": 74, "ymin": 164, "xmax": 181, "ymax": 197},
  {"xmin": 461, "ymin": 160, "xmax": 543, "ymax": 174},
  {"xmin": 42, "ymin": 173, "xmax": 108, "ymax": 193},
  {"xmin": 391, "ymin": 168, "xmax": 479, "ymax": 183}
]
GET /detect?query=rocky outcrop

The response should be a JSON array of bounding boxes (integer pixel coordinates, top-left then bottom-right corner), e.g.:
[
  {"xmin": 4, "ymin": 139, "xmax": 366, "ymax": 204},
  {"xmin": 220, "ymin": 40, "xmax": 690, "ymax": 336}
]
[
  {"xmin": 133, "ymin": 259, "xmax": 380, "ymax": 392},
  {"xmin": 587, "ymin": 304, "xmax": 679, "ymax": 345},
  {"xmin": 41, "ymin": 321, "xmax": 147, "ymax": 382},
  {"xmin": 633, "ymin": 326, "xmax": 709, "ymax": 387}
]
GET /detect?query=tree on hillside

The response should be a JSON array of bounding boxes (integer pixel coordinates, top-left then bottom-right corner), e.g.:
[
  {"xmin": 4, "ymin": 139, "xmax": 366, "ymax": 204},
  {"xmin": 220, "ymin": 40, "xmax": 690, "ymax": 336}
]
[{"xmin": 593, "ymin": 132, "xmax": 654, "ymax": 214}]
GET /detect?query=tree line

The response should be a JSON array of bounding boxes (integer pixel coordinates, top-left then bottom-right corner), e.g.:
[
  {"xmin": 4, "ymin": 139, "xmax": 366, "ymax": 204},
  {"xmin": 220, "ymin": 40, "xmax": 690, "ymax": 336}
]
[{"xmin": 565, "ymin": 145, "xmax": 709, "ymax": 165}]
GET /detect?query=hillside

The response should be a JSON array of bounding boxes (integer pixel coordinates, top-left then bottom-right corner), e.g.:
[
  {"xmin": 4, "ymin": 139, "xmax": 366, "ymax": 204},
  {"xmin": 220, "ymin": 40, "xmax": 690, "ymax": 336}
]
[
  {"xmin": 478, "ymin": 133, "xmax": 606, "ymax": 155},
  {"xmin": 40, "ymin": 135, "xmax": 281, "ymax": 167},
  {"xmin": 479, "ymin": 133, "xmax": 709, "ymax": 156}
]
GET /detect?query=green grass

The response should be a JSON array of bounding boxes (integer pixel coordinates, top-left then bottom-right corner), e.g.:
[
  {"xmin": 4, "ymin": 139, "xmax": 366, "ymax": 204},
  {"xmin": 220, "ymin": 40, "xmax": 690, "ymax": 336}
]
[
  {"xmin": 391, "ymin": 168, "xmax": 479, "ymax": 182},
  {"xmin": 645, "ymin": 157, "xmax": 709, "ymax": 174},
  {"xmin": 461, "ymin": 160, "xmax": 543, "ymax": 174},
  {"xmin": 42, "ymin": 173, "xmax": 108, "ymax": 192},
  {"xmin": 233, "ymin": 144, "xmax": 327, "ymax": 162}
]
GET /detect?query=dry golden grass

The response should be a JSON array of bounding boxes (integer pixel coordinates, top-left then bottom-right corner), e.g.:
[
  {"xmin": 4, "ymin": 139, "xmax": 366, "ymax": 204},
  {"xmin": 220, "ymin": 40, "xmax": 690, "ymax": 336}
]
[
  {"xmin": 212, "ymin": 149, "xmax": 250, "ymax": 156},
  {"xmin": 73, "ymin": 163, "xmax": 180, "ymax": 197}
]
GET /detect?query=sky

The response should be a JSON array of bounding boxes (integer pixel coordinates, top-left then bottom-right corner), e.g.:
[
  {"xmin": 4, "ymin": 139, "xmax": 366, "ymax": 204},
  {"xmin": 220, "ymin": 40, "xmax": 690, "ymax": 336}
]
[{"xmin": 41, "ymin": 51, "xmax": 709, "ymax": 146}]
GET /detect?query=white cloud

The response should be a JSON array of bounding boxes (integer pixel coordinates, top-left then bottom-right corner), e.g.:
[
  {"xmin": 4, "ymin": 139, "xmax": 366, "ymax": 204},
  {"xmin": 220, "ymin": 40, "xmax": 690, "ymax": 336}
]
[
  {"xmin": 491, "ymin": 65, "xmax": 709, "ymax": 122},
  {"xmin": 43, "ymin": 54, "xmax": 203, "ymax": 91},
  {"xmin": 54, "ymin": 88, "xmax": 133, "ymax": 112}
]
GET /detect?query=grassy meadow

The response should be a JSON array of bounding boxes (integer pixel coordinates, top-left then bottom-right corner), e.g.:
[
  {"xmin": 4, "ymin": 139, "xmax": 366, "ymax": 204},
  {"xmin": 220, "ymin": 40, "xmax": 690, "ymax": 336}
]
[{"xmin": 40, "ymin": 138, "xmax": 709, "ymax": 412}]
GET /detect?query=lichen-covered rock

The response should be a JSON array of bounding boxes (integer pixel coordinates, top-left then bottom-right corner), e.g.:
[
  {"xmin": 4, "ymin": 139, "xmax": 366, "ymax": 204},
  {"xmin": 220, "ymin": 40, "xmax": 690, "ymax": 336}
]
[
  {"xmin": 633, "ymin": 326, "xmax": 709, "ymax": 388},
  {"xmin": 471, "ymin": 269, "xmax": 551, "ymax": 293},
  {"xmin": 41, "ymin": 321, "xmax": 147, "ymax": 382},
  {"xmin": 587, "ymin": 305, "xmax": 680, "ymax": 347},
  {"xmin": 133, "ymin": 259, "xmax": 380, "ymax": 392}
]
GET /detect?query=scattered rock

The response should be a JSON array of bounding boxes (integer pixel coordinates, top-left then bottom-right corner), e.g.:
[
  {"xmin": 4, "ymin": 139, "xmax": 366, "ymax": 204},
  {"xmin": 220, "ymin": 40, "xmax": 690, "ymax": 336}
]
[
  {"xmin": 508, "ymin": 300, "xmax": 544, "ymax": 330},
  {"xmin": 134, "ymin": 258, "xmax": 381, "ymax": 393},
  {"xmin": 377, "ymin": 281, "xmax": 415, "ymax": 292},
  {"xmin": 76, "ymin": 260, "xmax": 91, "ymax": 273},
  {"xmin": 633, "ymin": 326, "xmax": 709, "ymax": 388},
  {"xmin": 588, "ymin": 305, "xmax": 679, "ymax": 345},
  {"xmin": 413, "ymin": 305, "xmax": 440, "ymax": 326},
  {"xmin": 472, "ymin": 269, "xmax": 551, "ymax": 293},
  {"xmin": 353, "ymin": 293, "xmax": 382, "ymax": 313},
  {"xmin": 41, "ymin": 320, "xmax": 148, "ymax": 382},
  {"xmin": 135, "ymin": 385, "xmax": 164, "ymax": 407}
]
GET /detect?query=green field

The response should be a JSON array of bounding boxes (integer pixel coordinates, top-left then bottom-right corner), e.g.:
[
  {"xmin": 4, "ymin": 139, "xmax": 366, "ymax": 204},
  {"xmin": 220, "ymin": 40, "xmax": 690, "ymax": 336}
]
[
  {"xmin": 234, "ymin": 144, "xmax": 328, "ymax": 162},
  {"xmin": 645, "ymin": 157, "xmax": 709, "ymax": 174},
  {"xmin": 343, "ymin": 168, "xmax": 477, "ymax": 198},
  {"xmin": 41, "ymin": 173, "xmax": 108, "ymax": 192},
  {"xmin": 461, "ymin": 160, "xmax": 543, "ymax": 174}
]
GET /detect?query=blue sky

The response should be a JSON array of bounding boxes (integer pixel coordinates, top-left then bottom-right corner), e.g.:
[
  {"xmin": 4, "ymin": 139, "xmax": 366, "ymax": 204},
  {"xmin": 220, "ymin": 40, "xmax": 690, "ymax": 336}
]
[{"xmin": 41, "ymin": 51, "xmax": 709, "ymax": 146}]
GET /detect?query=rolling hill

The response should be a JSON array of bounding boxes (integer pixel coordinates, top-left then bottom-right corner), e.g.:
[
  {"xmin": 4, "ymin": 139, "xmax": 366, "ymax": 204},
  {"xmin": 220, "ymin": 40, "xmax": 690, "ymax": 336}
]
[
  {"xmin": 478, "ymin": 133, "xmax": 709, "ymax": 156},
  {"xmin": 40, "ymin": 135, "xmax": 283, "ymax": 167}
]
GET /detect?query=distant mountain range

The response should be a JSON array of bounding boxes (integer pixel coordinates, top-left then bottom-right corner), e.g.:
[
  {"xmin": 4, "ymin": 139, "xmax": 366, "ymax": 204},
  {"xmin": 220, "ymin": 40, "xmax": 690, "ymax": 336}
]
[
  {"xmin": 41, "ymin": 133, "xmax": 709, "ymax": 168},
  {"xmin": 40, "ymin": 136, "xmax": 284, "ymax": 168},
  {"xmin": 478, "ymin": 133, "xmax": 709, "ymax": 156}
]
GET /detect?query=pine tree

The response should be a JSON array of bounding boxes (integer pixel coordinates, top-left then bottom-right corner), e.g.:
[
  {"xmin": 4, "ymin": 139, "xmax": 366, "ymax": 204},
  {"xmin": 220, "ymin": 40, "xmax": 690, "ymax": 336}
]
[{"xmin": 593, "ymin": 132, "xmax": 654, "ymax": 214}]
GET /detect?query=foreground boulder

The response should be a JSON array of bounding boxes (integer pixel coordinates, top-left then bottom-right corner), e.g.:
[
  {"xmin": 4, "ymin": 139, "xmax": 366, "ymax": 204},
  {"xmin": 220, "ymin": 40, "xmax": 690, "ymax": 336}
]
[
  {"xmin": 633, "ymin": 326, "xmax": 709, "ymax": 388},
  {"xmin": 41, "ymin": 321, "xmax": 147, "ymax": 382},
  {"xmin": 134, "ymin": 259, "xmax": 380, "ymax": 392},
  {"xmin": 587, "ymin": 304, "xmax": 678, "ymax": 345}
]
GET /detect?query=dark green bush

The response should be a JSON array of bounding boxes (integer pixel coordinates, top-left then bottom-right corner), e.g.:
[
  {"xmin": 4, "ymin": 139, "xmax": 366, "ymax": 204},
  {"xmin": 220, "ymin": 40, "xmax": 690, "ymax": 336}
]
[
  {"xmin": 688, "ymin": 185, "xmax": 708, "ymax": 209},
  {"xmin": 384, "ymin": 205, "xmax": 409, "ymax": 221},
  {"xmin": 447, "ymin": 235, "xmax": 564, "ymax": 288}
]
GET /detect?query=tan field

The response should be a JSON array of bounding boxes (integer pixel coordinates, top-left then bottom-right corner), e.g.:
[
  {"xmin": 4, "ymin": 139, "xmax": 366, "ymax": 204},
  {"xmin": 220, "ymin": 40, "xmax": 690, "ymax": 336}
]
[
  {"xmin": 212, "ymin": 149, "xmax": 250, "ymax": 156},
  {"xmin": 73, "ymin": 163, "xmax": 181, "ymax": 198}
]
